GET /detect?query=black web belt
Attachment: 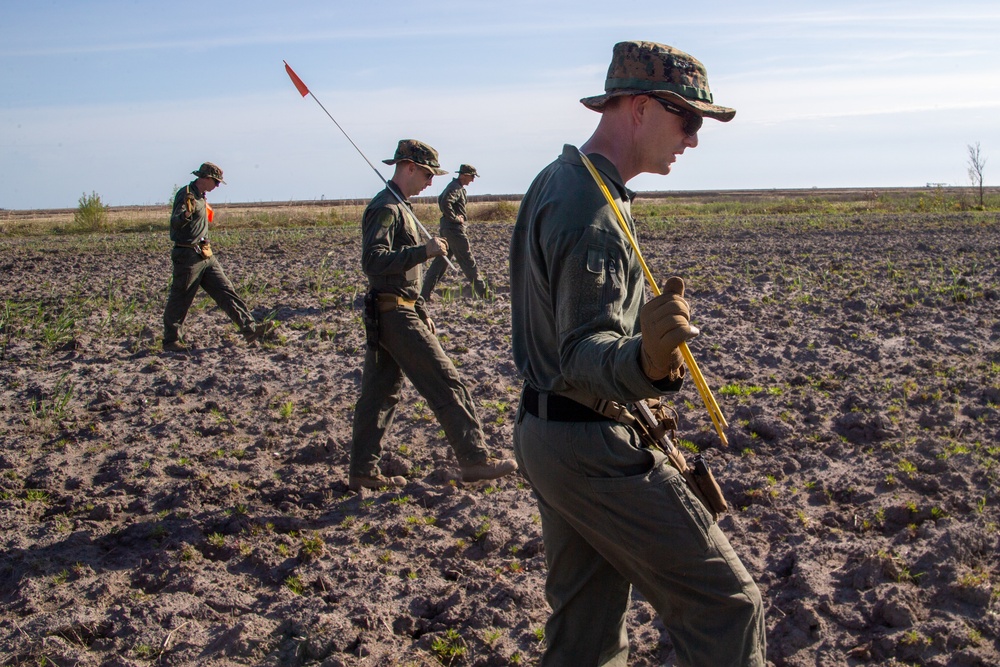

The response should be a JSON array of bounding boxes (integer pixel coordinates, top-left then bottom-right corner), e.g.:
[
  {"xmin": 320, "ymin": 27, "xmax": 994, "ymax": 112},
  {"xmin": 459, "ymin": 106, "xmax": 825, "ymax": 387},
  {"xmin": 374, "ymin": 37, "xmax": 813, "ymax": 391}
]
[{"xmin": 521, "ymin": 386, "xmax": 612, "ymax": 422}]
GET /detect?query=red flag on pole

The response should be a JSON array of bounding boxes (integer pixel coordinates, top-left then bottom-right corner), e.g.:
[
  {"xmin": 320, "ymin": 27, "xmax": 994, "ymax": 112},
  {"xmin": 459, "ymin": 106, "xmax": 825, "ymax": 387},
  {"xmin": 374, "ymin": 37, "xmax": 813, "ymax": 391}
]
[{"xmin": 284, "ymin": 60, "xmax": 309, "ymax": 97}]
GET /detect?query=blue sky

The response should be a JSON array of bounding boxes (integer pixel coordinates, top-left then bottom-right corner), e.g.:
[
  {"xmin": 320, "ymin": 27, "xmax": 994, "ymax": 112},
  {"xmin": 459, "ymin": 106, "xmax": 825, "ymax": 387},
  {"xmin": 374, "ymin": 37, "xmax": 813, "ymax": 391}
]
[{"xmin": 2, "ymin": 1, "xmax": 999, "ymax": 209}]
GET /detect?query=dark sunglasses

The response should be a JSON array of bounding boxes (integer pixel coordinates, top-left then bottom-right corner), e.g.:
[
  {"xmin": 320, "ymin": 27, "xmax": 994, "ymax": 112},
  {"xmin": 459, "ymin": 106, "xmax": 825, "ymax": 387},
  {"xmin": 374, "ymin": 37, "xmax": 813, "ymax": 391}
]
[{"xmin": 654, "ymin": 98, "xmax": 703, "ymax": 137}]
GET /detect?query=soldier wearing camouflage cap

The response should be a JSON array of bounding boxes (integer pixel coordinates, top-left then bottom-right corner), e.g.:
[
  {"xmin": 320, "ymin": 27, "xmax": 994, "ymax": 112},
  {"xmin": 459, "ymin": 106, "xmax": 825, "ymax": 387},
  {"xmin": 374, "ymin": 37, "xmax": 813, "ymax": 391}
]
[
  {"xmin": 162, "ymin": 162, "xmax": 277, "ymax": 352},
  {"xmin": 349, "ymin": 140, "xmax": 516, "ymax": 492},
  {"xmin": 420, "ymin": 163, "xmax": 490, "ymax": 302},
  {"xmin": 510, "ymin": 41, "xmax": 765, "ymax": 665}
]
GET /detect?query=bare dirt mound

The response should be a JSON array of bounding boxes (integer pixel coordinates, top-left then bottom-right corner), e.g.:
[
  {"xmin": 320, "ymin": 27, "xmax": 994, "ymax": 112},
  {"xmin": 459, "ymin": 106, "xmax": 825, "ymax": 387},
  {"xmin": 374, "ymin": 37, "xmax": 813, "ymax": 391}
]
[{"xmin": 1, "ymin": 212, "xmax": 999, "ymax": 666}]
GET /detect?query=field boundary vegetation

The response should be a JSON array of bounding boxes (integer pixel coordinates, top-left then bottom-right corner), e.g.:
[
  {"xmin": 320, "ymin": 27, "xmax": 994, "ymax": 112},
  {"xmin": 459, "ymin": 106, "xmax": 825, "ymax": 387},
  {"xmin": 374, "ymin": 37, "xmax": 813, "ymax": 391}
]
[{"xmin": 1, "ymin": 186, "xmax": 997, "ymax": 237}]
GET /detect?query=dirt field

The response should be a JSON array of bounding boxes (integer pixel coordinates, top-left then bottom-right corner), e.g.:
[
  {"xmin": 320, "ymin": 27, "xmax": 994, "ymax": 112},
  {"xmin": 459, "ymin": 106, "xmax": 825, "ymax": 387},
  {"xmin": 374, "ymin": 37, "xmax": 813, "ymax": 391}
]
[{"xmin": 1, "ymin": 206, "xmax": 999, "ymax": 666}]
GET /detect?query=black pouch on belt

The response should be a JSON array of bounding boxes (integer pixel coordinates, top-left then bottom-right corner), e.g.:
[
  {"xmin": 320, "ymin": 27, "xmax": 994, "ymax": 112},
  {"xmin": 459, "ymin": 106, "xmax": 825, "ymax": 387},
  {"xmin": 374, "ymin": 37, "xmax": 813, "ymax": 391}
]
[{"xmin": 362, "ymin": 291, "xmax": 380, "ymax": 352}]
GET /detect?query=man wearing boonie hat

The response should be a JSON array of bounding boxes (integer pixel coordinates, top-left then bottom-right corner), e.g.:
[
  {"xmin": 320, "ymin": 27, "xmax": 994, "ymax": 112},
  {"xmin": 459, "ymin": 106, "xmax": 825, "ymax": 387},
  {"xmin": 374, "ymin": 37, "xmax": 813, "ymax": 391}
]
[
  {"xmin": 161, "ymin": 162, "xmax": 277, "ymax": 352},
  {"xmin": 348, "ymin": 140, "xmax": 517, "ymax": 492},
  {"xmin": 420, "ymin": 163, "xmax": 491, "ymax": 301},
  {"xmin": 510, "ymin": 42, "xmax": 765, "ymax": 665}
]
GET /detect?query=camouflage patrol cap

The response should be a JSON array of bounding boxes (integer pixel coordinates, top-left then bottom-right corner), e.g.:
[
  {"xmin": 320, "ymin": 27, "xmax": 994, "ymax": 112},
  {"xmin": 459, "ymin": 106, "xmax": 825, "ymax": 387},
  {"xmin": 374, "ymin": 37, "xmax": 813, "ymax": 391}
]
[
  {"xmin": 457, "ymin": 164, "xmax": 479, "ymax": 177},
  {"xmin": 192, "ymin": 162, "xmax": 226, "ymax": 184},
  {"xmin": 580, "ymin": 41, "xmax": 735, "ymax": 121},
  {"xmin": 382, "ymin": 139, "xmax": 448, "ymax": 176}
]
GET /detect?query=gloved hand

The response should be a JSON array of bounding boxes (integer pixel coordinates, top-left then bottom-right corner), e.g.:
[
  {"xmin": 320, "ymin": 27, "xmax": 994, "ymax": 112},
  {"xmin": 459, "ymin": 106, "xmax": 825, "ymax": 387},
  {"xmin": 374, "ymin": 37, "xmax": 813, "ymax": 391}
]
[
  {"xmin": 426, "ymin": 237, "xmax": 449, "ymax": 258},
  {"xmin": 639, "ymin": 276, "xmax": 699, "ymax": 380}
]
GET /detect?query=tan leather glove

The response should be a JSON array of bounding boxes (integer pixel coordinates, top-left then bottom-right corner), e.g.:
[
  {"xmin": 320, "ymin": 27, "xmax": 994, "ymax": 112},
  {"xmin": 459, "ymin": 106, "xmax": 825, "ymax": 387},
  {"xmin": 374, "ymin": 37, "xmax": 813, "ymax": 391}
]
[
  {"xmin": 425, "ymin": 237, "xmax": 449, "ymax": 258},
  {"xmin": 639, "ymin": 276, "xmax": 699, "ymax": 380}
]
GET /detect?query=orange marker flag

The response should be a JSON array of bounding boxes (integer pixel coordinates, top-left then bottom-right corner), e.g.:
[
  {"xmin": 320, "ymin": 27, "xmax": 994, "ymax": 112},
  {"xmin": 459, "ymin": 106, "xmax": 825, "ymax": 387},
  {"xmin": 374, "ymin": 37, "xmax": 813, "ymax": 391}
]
[{"xmin": 284, "ymin": 60, "xmax": 309, "ymax": 97}]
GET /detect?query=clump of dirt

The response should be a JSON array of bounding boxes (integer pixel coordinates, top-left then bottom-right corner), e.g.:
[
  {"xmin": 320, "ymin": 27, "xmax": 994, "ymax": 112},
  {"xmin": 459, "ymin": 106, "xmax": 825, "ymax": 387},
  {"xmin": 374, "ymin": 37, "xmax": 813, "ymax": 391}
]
[{"xmin": 1, "ymin": 211, "xmax": 998, "ymax": 666}]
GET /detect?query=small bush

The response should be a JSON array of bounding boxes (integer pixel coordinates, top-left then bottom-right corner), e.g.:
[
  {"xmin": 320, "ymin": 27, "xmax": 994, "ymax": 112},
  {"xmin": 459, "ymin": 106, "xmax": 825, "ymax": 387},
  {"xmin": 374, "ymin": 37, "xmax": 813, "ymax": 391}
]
[
  {"xmin": 471, "ymin": 200, "xmax": 519, "ymax": 221},
  {"xmin": 73, "ymin": 191, "xmax": 109, "ymax": 232}
]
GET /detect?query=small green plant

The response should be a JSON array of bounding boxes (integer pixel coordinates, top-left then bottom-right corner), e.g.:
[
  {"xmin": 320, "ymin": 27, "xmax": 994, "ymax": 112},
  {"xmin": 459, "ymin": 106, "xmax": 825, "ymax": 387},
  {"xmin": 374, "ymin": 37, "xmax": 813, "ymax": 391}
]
[
  {"xmin": 25, "ymin": 489, "xmax": 50, "ymax": 503},
  {"xmin": 207, "ymin": 533, "xmax": 225, "ymax": 548},
  {"xmin": 285, "ymin": 574, "xmax": 306, "ymax": 595},
  {"xmin": 300, "ymin": 533, "xmax": 324, "ymax": 561},
  {"xmin": 278, "ymin": 400, "xmax": 294, "ymax": 420},
  {"xmin": 73, "ymin": 191, "xmax": 109, "ymax": 232},
  {"xmin": 133, "ymin": 643, "xmax": 158, "ymax": 659},
  {"xmin": 472, "ymin": 516, "xmax": 492, "ymax": 541},
  {"xmin": 430, "ymin": 628, "xmax": 467, "ymax": 663}
]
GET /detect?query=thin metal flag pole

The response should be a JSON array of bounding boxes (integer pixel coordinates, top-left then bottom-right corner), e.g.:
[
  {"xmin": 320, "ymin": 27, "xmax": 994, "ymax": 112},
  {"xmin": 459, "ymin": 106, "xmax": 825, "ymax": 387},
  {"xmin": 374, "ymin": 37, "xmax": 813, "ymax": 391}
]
[{"xmin": 283, "ymin": 60, "xmax": 456, "ymax": 270}]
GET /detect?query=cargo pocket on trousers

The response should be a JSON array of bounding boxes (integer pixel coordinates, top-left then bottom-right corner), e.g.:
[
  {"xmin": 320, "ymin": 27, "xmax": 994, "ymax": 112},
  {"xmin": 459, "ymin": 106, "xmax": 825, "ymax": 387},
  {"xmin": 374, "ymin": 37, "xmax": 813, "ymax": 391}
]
[{"xmin": 588, "ymin": 460, "xmax": 713, "ymax": 554}]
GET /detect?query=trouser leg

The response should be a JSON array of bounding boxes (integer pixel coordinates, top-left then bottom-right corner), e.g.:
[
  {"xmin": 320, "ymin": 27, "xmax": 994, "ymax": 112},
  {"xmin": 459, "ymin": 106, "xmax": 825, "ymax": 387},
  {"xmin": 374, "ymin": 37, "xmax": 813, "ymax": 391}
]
[
  {"xmin": 514, "ymin": 409, "xmax": 766, "ymax": 667},
  {"xmin": 350, "ymin": 346, "xmax": 405, "ymax": 477},
  {"xmin": 443, "ymin": 226, "xmax": 488, "ymax": 296},
  {"xmin": 163, "ymin": 248, "xmax": 206, "ymax": 343},
  {"xmin": 420, "ymin": 255, "xmax": 449, "ymax": 300},
  {"xmin": 199, "ymin": 257, "xmax": 256, "ymax": 333},
  {"xmin": 379, "ymin": 307, "xmax": 488, "ymax": 465},
  {"xmin": 515, "ymin": 414, "xmax": 630, "ymax": 666}
]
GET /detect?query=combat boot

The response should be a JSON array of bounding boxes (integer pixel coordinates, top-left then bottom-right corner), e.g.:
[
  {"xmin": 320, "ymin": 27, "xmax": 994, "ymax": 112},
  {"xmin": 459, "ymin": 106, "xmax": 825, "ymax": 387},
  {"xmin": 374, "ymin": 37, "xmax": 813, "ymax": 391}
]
[
  {"xmin": 349, "ymin": 473, "xmax": 407, "ymax": 492},
  {"xmin": 460, "ymin": 457, "xmax": 517, "ymax": 483},
  {"xmin": 163, "ymin": 339, "xmax": 192, "ymax": 352}
]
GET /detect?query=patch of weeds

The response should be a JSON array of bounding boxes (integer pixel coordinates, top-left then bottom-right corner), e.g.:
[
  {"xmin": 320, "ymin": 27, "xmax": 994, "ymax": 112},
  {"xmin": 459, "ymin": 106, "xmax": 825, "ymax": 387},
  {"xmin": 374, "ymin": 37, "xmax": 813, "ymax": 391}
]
[
  {"xmin": 719, "ymin": 383, "xmax": 764, "ymax": 397},
  {"xmin": 300, "ymin": 533, "xmax": 324, "ymax": 561},
  {"xmin": 430, "ymin": 628, "xmax": 467, "ymax": 664},
  {"xmin": 677, "ymin": 439, "xmax": 699, "ymax": 454},
  {"xmin": 28, "ymin": 372, "xmax": 75, "ymax": 421},
  {"xmin": 897, "ymin": 459, "xmax": 918, "ymax": 478},
  {"xmin": 413, "ymin": 400, "xmax": 432, "ymax": 421},
  {"xmin": 285, "ymin": 574, "xmax": 306, "ymax": 595},
  {"xmin": 472, "ymin": 516, "xmax": 492, "ymax": 541},
  {"xmin": 25, "ymin": 489, "xmax": 50, "ymax": 503},
  {"xmin": 482, "ymin": 629, "xmax": 502, "ymax": 646},
  {"xmin": 132, "ymin": 643, "xmax": 159, "ymax": 660}
]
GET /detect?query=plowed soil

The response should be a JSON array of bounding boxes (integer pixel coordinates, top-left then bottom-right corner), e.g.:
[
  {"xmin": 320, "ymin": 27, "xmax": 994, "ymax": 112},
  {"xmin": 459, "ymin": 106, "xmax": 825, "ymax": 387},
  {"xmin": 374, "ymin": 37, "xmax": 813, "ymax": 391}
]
[{"xmin": 1, "ymin": 209, "xmax": 999, "ymax": 666}]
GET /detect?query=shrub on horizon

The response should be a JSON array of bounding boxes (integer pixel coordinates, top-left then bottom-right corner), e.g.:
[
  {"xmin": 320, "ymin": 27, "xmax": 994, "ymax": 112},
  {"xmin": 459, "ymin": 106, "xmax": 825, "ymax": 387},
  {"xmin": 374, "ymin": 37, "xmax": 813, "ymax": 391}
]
[{"xmin": 73, "ymin": 191, "xmax": 109, "ymax": 232}]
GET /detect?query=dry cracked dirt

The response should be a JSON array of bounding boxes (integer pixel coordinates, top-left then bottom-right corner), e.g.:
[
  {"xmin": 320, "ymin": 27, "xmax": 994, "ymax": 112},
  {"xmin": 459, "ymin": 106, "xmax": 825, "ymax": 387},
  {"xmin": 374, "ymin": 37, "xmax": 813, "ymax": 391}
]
[{"xmin": 1, "ymin": 208, "xmax": 999, "ymax": 666}]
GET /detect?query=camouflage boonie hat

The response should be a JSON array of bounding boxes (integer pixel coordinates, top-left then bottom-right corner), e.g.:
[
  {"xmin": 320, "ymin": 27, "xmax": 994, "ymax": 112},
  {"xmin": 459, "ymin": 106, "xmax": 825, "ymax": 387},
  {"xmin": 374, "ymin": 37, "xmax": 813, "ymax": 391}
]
[
  {"xmin": 457, "ymin": 164, "xmax": 479, "ymax": 177},
  {"xmin": 382, "ymin": 139, "xmax": 448, "ymax": 176},
  {"xmin": 580, "ymin": 41, "xmax": 735, "ymax": 121},
  {"xmin": 192, "ymin": 162, "xmax": 226, "ymax": 184}
]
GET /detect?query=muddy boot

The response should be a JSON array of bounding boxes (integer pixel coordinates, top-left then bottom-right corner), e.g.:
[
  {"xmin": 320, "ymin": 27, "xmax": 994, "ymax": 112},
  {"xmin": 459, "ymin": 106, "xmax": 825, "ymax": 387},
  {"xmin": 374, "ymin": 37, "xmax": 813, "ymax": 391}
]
[
  {"xmin": 348, "ymin": 473, "xmax": 407, "ymax": 492},
  {"xmin": 163, "ymin": 339, "xmax": 192, "ymax": 353},
  {"xmin": 460, "ymin": 458, "xmax": 517, "ymax": 483}
]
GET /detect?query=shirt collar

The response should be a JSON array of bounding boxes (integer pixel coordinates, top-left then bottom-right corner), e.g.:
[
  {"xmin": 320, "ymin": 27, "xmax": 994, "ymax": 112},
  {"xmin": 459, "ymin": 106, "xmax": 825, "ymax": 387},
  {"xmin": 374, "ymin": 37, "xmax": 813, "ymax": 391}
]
[{"xmin": 560, "ymin": 144, "xmax": 636, "ymax": 202}]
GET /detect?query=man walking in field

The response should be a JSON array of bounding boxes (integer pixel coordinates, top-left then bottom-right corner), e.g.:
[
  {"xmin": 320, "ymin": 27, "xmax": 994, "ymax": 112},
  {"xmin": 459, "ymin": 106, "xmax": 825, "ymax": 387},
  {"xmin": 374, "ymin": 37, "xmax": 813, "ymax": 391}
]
[
  {"xmin": 162, "ymin": 162, "xmax": 276, "ymax": 352},
  {"xmin": 349, "ymin": 140, "xmax": 516, "ymax": 491},
  {"xmin": 509, "ymin": 41, "xmax": 766, "ymax": 665},
  {"xmin": 420, "ymin": 164, "xmax": 490, "ymax": 301}
]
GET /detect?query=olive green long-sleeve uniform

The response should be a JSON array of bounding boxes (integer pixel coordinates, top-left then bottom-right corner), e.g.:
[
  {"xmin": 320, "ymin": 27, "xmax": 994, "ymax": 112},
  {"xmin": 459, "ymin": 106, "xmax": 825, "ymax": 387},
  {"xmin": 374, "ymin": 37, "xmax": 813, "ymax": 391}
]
[
  {"xmin": 162, "ymin": 182, "xmax": 255, "ymax": 344},
  {"xmin": 420, "ymin": 178, "xmax": 488, "ymax": 299},
  {"xmin": 350, "ymin": 182, "xmax": 490, "ymax": 478},
  {"xmin": 509, "ymin": 145, "xmax": 765, "ymax": 666}
]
